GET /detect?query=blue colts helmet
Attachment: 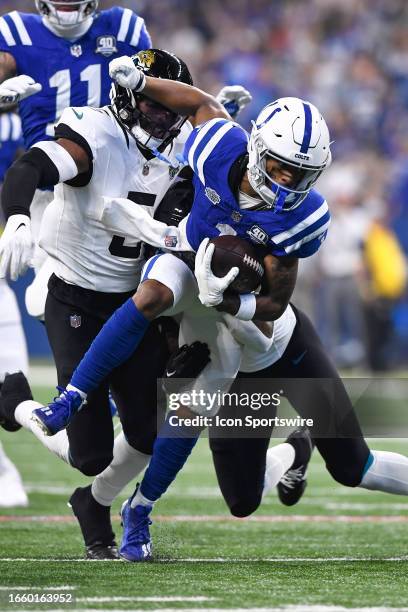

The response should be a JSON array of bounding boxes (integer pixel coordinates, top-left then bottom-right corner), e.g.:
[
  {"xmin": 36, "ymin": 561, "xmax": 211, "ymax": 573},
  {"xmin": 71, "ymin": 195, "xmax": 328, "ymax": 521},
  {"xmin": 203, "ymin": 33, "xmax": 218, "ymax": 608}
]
[{"xmin": 247, "ymin": 97, "xmax": 332, "ymax": 212}]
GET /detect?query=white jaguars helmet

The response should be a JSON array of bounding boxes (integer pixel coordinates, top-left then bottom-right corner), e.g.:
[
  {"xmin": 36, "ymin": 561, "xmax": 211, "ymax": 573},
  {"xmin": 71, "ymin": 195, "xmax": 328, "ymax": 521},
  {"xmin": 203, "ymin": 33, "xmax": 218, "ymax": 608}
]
[
  {"xmin": 35, "ymin": 0, "xmax": 99, "ymax": 32},
  {"xmin": 247, "ymin": 97, "xmax": 332, "ymax": 212}
]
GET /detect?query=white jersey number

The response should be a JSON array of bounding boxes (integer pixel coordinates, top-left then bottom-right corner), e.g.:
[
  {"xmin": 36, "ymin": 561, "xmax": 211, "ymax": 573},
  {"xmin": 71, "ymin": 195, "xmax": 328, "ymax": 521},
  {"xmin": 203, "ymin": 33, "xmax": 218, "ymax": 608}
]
[{"xmin": 45, "ymin": 65, "xmax": 102, "ymax": 136}]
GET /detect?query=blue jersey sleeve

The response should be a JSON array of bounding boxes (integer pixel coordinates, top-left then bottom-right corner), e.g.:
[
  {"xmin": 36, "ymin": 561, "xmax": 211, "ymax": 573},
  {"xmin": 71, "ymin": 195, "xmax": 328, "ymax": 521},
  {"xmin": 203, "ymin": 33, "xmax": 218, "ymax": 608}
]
[
  {"xmin": 269, "ymin": 198, "xmax": 331, "ymax": 258},
  {"xmin": 184, "ymin": 119, "xmax": 248, "ymax": 186},
  {"xmin": 110, "ymin": 6, "xmax": 152, "ymax": 52},
  {"xmin": 0, "ymin": 12, "xmax": 35, "ymax": 72}
]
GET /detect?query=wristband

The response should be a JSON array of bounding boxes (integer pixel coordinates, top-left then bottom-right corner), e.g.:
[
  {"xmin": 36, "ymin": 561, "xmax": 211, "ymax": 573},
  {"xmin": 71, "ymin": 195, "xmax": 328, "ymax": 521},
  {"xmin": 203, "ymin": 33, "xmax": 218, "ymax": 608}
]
[
  {"xmin": 235, "ymin": 293, "xmax": 256, "ymax": 321},
  {"xmin": 133, "ymin": 71, "xmax": 146, "ymax": 92}
]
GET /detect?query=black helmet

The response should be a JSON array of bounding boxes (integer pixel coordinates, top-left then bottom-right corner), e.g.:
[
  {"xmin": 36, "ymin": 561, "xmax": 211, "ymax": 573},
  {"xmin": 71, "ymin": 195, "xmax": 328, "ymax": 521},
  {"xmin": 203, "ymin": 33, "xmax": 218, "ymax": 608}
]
[{"xmin": 110, "ymin": 49, "xmax": 193, "ymax": 152}]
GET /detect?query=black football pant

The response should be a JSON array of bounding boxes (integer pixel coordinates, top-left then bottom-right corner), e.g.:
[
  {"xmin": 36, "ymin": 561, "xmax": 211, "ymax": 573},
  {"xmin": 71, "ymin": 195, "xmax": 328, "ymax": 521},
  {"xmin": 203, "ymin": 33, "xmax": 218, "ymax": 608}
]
[
  {"xmin": 209, "ymin": 306, "xmax": 371, "ymax": 517},
  {"xmin": 45, "ymin": 274, "xmax": 169, "ymax": 476}
]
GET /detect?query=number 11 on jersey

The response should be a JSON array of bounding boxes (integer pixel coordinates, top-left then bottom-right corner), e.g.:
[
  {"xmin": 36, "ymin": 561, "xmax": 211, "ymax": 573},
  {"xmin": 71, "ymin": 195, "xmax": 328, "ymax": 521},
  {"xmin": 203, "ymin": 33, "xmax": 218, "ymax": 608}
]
[{"xmin": 46, "ymin": 64, "xmax": 102, "ymax": 136}]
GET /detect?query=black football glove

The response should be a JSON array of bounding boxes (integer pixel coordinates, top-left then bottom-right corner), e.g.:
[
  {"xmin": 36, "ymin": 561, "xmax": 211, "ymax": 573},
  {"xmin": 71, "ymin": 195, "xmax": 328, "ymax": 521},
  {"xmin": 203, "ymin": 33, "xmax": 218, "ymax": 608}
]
[{"xmin": 162, "ymin": 341, "xmax": 211, "ymax": 394}]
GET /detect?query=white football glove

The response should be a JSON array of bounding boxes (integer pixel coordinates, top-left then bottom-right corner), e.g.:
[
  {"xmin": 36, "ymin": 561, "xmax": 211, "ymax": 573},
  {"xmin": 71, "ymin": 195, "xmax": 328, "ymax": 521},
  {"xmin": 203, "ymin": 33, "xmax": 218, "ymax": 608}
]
[
  {"xmin": 0, "ymin": 214, "xmax": 33, "ymax": 281},
  {"xmin": 216, "ymin": 85, "xmax": 252, "ymax": 119},
  {"xmin": 109, "ymin": 56, "xmax": 146, "ymax": 92},
  {"xmin": 194, "ymin": 237, "xmax": 239, "ymax": 307},
  {"xmin": 0, "ymin": 75, "xmax": 42, "ymax": 107}
]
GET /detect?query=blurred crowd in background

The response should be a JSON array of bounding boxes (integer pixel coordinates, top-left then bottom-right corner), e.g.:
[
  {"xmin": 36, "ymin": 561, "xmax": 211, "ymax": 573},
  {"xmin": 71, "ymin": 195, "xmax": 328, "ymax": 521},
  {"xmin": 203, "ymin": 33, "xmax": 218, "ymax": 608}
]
[{"xmin": 3, "ymin": 0, "xmax": 408, "ymax": 370}]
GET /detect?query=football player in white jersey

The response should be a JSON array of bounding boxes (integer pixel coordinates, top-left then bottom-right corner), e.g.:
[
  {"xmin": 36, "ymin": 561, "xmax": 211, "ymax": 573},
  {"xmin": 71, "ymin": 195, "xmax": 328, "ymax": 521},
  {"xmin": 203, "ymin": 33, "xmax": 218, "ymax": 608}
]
[
  {"xmin": 0, "ymin": 49, "xmax": 252, "ymax": 558},
  {"xmin": 0, "ymin": 0, "xmax": 152, "ymax": 319},
  {"xmin": 0, "ymin": 49, "xmax": 194, "ymax": 559}
]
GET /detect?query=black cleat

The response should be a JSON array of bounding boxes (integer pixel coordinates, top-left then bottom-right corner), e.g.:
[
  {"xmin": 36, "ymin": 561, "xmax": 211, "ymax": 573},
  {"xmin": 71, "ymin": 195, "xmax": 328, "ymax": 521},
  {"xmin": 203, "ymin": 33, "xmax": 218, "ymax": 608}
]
[
  {"xmin": 85, "ymin": 542, "xmax": 119, "ymax": 560},
  {"xmin": 277, "ymin": 427, "xmax": 314, "ymax": 507},
  {"xmin": 69, "ymin": 485, "xmax": 119, "ymax": 560},
  {"xmin": 0, "ymin": 372, "xmax": 33, "ymax": 432}
]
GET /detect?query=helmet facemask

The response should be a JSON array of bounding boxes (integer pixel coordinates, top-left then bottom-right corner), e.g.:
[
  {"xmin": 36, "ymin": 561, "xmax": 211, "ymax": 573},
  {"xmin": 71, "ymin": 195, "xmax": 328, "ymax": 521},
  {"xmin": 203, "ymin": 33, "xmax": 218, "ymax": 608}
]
[
  {"xmin": 110, "ymin": 84, "xmax": 187, "ymax": 152},
  {"xmin": 35, "ymin": 0, "xmax": 98, "ymax": 31},
  {"xmin": 110, "ymin": 49, "xmax": 193, "ymax": 154}
]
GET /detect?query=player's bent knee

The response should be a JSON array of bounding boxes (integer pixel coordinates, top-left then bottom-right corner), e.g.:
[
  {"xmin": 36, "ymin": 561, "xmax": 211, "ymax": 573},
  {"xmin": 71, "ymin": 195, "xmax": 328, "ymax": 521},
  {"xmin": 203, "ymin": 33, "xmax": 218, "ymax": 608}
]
[
  {"xmin": 229, "ymin": 495, "xmax": 262, "ymax": 518},
  {"xmin": 134, "ymin": 280, "xmax": 173, "ymax": 320},
  {"xmin": 72, "ymin": 454, "xmax": 114, "ymax": 477},
  {"xmin": 326, "ymin": 463, "xmax": 363, "ymax": 488}
]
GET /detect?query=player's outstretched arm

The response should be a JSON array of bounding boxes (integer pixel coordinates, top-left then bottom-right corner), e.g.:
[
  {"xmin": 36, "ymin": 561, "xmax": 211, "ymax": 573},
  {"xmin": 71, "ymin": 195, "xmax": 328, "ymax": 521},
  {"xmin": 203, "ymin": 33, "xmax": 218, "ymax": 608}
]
[
  {"xmin": 109, "ymin": 56, "xmax": 228, "ymax": 126},
  {"xmin": 99, "ymin": 196, "xmax": 193, "ymax": 251},
  {"xmin": 0, "ymin": 138, "xmax": 88, "ymax": 280}
]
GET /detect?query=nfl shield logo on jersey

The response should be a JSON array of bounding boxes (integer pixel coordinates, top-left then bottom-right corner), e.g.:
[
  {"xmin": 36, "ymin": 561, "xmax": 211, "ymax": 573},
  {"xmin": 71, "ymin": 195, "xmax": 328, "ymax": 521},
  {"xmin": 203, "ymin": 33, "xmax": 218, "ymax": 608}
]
[
  {"xmin": 95, "ymin": 36, "xmax": 118, "ymax": 57},
  {"xmin": 70, "ymin": 314, "xmax": 82, "ymax": 329},
  {"xmin": 70, "ymin": 45, "xmax": 82, "ymax": 58},
  {"xmin": 205, "ymin": 187, "xmax": 221, "ymax": 205}
]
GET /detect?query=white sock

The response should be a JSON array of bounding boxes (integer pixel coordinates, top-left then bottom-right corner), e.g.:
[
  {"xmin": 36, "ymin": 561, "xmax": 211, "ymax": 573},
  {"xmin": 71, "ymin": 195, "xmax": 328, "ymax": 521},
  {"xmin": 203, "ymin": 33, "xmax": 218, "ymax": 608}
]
[
  {"xmin": 91, "ymin": 431, "xmax": 151, "ymax": 507},
  {"xmin": 130, "ymin": 486, "xmax": 154, "ymax": 509},
  {"xmin": 0, "ymin": 441, "xmax": 28, "ymax": 508},
  {"xmin": 0, "ymin": 441, "xmax": 10, "ymax": 471},
  {"xmin": 263, "ymin": 442, "xmax": 296, "ymax": 496},
  {"xmin": 360, "ymin": 450, "xmax": 408, "ymax": 495},
  {"xmin": 14, "ymin": 400, "xmax": 70, "ymax": 464},
  {"xmin": 66, "ymin": 384, "xmax": 87, "ymax": 401}
]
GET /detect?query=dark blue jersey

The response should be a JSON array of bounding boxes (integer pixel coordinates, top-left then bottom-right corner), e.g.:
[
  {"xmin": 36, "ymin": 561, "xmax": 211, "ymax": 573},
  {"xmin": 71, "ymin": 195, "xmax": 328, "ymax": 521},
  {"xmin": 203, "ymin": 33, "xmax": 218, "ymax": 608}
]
[
  {"xmin": 184, "ymin": 119, "xmax": 330, "ymax": 258},
  {"xmin": 0, "ymin": 112, "xmax": 23, "ymax": 183},
  {"xmin": 0, "ymin": 8, "xmax": 151, "ymax": 148}
]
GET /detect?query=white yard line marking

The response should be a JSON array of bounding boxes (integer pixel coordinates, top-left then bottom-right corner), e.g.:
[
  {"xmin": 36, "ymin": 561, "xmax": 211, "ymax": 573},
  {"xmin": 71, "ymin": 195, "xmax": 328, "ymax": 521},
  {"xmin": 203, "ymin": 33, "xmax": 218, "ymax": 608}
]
[
  {"xmin": 1, "ymin": 514, "xmax": 407, "ymax": 524},
  {"xmin": 77, "ymin": 596, "xmax": 216, "ymax": 602},
  {"xmin": 3, "ymin": 608, "xmax": 408, "ymax": 612},
  {"xmin": 0, "ymin": 586, "xmax": 76, "ymax": 591}
]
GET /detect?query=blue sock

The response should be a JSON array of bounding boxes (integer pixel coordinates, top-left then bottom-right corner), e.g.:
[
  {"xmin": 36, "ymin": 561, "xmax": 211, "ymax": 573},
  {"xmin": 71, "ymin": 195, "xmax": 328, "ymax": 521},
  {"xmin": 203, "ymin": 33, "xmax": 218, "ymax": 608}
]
[
  {"xmin": 71, "ymin": 298, "xmax": 149, "ymax": 393},
  {"xmin": 140, "ymin": 415, "xmax": 200, "ymax": 502}
]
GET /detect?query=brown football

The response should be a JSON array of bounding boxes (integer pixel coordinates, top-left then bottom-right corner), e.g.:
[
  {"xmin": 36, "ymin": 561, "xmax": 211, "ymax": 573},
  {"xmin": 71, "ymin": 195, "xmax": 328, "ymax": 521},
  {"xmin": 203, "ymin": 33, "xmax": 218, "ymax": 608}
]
[{"xmin": 209, "ymin": 235, "xmax": 264, "ymax": 293}]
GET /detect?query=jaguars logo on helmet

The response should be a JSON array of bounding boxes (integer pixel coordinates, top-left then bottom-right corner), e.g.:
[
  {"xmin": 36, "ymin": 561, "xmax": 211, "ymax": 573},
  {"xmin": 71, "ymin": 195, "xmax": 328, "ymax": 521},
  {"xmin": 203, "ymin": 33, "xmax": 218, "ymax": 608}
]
[{"xmin": 134, "ymin": 50, "xmax": 156, "ymax": 71}]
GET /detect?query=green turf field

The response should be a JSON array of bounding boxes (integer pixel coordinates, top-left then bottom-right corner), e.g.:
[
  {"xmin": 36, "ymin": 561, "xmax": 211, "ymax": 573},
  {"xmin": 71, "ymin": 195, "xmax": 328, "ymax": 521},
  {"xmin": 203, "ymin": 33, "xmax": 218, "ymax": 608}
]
[{"xmin": 1, "ymin": 384, "xmax": 407, "ymax": 611}]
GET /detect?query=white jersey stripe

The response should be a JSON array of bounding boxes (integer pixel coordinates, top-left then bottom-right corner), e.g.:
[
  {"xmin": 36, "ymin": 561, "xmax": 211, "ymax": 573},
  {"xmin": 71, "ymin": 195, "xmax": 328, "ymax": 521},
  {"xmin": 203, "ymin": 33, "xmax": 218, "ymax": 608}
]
[
  {"xmin": 130, "ymin": 16, "xmax": 144, "ymax": 47},
  {"xmin": 10, "ymin": 113, "xmax": 22, "ymax": 141},
  {"xmin": 0, "ymin": 115, "xmax": 11, "ymax": 141},
  {"xmin": 0, "ymin": 17, "xmax": 16, "ymax": 46},
  {"xmin": 187, "ymin": 119, "xmax": 226, "ymax": 171},
  {"xmin": 9, "ymin": 11, "xmax": 32, "ymax": 45},
  {"xmin": 196, "ymin": 122, "xmax": 235, "ymax": 185},
  {"xmin": 283, "ymin": 219, "xmax": 330, "ymax": 254},
  {"xmin": 117, "ymin": 8, "xmax": 133, "ymax": 42},
  {"xmin": 273, "ymin": 200, "xmax": 329, "ymax": 244}
]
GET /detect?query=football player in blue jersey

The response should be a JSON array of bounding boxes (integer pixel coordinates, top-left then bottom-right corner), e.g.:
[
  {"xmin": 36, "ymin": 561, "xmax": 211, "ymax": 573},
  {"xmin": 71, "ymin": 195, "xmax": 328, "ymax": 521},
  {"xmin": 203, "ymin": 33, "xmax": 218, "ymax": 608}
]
[
  {"xmin": 3, "ymin": 60, "xmax": 408, "ymax": 562},
  {"xmin": 15, "ymin": 59, "xmax": 333, "ymax": 560},
  {"xmin": 0, "ymin": 0, "xmax": 151, "ymax": 321},
  {"xmin": 32, "ymin": 56, "xmax": 333, "ymax": 428}
]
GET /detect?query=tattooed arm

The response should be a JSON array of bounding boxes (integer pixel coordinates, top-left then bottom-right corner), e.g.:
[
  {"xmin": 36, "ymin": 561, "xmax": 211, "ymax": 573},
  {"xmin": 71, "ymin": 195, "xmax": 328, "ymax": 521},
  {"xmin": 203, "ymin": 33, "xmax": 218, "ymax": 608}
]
[
  {"xmin": 0, "ymin": 52, "xmax": 17, "ymax": 81},
  {"xmin": 216, "ymin": 255, "xmax": 298, "ymax": 321}
]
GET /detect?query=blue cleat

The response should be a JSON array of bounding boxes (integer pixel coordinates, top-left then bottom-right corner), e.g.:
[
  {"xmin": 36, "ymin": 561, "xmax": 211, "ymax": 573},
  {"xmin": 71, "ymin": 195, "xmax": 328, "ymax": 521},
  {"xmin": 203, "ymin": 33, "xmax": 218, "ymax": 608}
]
[
  {"xmin": 119, "ymin": 490, "xmax": 152, "ymax": 562},
  {"xmin": 31, "ymin": 386, "xmax": 84, "ymax": 436}
]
